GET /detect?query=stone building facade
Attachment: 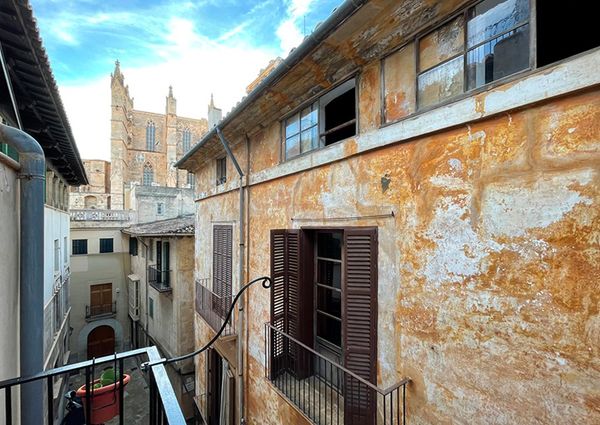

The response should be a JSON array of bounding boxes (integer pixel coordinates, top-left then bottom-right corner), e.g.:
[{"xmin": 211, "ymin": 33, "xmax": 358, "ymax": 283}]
[{"xmin": 177, "ymin": 1, "xmax": 600, "ymax": 424}]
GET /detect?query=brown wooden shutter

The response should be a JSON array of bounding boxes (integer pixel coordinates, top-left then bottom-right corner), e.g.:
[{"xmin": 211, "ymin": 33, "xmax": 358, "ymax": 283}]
[
  {"xmin": 343, "ymin": 227, "xmax": 378, "ymax": 425},
  {"xmin": 269, "ymin": 229, "xmax": 311, "ymax": 380},
  {"xmin": 213, "ymin": 225, "xmax": 233, "ymax": 318}
]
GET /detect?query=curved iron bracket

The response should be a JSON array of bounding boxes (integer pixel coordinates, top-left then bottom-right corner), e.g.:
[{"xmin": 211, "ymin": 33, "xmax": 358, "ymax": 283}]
[{"xmin": 141, "ymin": 276, "xmax": 272, "ymax": 371}]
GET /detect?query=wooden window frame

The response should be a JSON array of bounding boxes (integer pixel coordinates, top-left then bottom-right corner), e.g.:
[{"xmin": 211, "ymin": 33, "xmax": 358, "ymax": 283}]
[
  {"xmin": 216, "ymin": 157, "xmax": 227, "ymax": 186},
  {"xmin": 415, "ymin": 0, "xmax": 532, "ymax": 110},
  {"xmin": 280, "ymin": 77, "xmax": 358, "ymax": 163}
]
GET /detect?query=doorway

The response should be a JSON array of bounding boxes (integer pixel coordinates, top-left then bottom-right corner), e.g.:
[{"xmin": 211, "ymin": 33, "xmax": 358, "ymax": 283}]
[{"xmin": 87, "ymin": 325, "xmax": 115, "ymax": 359}]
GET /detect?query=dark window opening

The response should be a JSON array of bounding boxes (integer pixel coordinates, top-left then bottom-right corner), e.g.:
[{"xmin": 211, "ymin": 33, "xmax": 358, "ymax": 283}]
[
  {"xmin": 216, "ymin": 157, "xmax": 226, "ymax": 186},
  {"xmin": 72, "ymin": 239, "xmax": 88, "ymax": 255},
  {"xmin": 99, "ymin": 238, "xmax": 114, "ymax": 253},
  {"xmin": 323, "ymin": 87, "xmax": 356, "ymax": 146},
  {"xmin": 537, "ymin": 3, "xmax": 599, "ymax": 67},
  {"xmin": 129, "ymin": 237, "xmax": 138, "ymax": 256}
]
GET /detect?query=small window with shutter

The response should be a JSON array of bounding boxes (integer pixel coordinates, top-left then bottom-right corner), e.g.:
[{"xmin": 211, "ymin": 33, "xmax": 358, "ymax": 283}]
[
  {"xmin": 213, "ymin": 225, "xmax": 233, "ymax": 318},
  {"xmin": 269, "ymin": 227, "xmax": 378, "ymax": 423}
]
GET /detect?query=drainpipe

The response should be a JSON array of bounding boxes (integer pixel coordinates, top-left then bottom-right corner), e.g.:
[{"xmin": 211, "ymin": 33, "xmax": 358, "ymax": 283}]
[
  {"xmin": 0, "ymin": 123, "xmax": 45, "ymax": 424},
  {"xmin": 216, "ymin": 127, "xmax": 246, "ymax": 423}
]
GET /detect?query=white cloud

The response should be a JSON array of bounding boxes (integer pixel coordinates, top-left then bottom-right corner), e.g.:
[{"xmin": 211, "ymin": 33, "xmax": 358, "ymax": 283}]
[
  {"xmin": 60, "ymin": 18, "xmax": 276, "ymax": 161},
  {"xmin": 276, "ymin": 0, "xmax": 316, "ymax": 53}
]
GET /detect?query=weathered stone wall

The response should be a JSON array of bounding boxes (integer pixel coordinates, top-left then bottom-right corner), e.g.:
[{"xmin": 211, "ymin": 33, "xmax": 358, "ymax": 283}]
[
  {"xmin": 192, "ymin": 75, "xmax": 600, "ymax": 425},
  {"xmin": 130, "ymin": 185, "xmax": 195, "ymax": 224}
]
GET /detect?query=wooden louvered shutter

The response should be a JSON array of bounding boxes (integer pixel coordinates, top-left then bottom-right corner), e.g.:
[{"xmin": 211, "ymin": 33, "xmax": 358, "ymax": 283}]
[
  {"xmin": 269, "ymin": 229, "xmax": 306, "ymax": 379},
  {"xmin": 213, "ymin": 225, "xmax": 233, "ymax": 319},
  {"xmin": 343, "ymin": 227, "xmax": 378, "ymax": 425}
]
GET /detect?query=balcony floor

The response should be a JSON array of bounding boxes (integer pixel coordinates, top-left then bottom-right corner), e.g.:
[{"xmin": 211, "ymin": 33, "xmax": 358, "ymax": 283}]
[
  {"xmin": 272, "ymin": 371, "xmax": 345, "ymax": 425},
  {"xmin": 66, "ymin": 357, "xmax": 150, "ymax": 424}
]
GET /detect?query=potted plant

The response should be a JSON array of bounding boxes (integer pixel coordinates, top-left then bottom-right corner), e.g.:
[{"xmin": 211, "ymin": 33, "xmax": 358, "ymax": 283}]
[{"xmin": 76, "ymin": 367, "xmax": 130, "ymax": 424}]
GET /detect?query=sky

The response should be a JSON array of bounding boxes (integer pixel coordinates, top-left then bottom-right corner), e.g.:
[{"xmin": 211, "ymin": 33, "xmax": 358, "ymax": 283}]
[{"xmin": 30, "ymin": 0, "xmax": 343, "ymax": 160}]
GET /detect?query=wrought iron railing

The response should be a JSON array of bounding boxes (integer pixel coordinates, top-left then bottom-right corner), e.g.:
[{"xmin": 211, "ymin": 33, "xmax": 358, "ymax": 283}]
[
  {"xmin": 0, "ymin": 346, "xmax": 186, "ymax": 424},
  {"xmin": 149, "ymin": 266, "xmax": 172, "ymax": 292},
  {"xmin": 195, "ymin": 278, "xmax": 234, "ymax": 336},
  {"xmin": 264, "ymin": 323, "xmax": 409, "ymax": 425},
  {"xmin": 86, "ymin": 300, "xmax": 117, "ymax": 320}
]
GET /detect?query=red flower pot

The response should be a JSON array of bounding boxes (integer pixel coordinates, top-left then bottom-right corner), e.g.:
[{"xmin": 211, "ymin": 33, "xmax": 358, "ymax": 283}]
[{"xmin": 76, "ymin": 374, "xmax": 130, "ymax": 424}]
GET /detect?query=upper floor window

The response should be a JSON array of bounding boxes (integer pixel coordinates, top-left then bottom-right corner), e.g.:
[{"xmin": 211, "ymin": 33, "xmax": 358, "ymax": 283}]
[
  {"xmin": 129, "ymin": 237, "xmax": 138, "ymax": 256},
  {"xmin": 146, "ymin": 121, "xmax": 156, "ymax": 151},
  {"xmin": 283, "ymin": 79, "xmax": 356, "ymax": 161},
  {"xmin": 72, "ymin": 239, "xmax": 88, "ymax": 255},
  {"xmin": 216, "ymin": 157, "xmax": 226, "ymax": 186},
  {"xmin": 143, "ymin": 163, "xmax": 153, "ymax": 186},
  {"xmin": 54, "ymin": 239, "xmax": 60, "ymax": 272},
  {"xmin": 182, "ymin": 129, "xmax": 191, "ymax": 152},
  {"xmin": 417, "ymin": 0, "xmax": 530, "ymax": 109},
  {"xmin": 157, "ymin": 202, "xmax": 164, "ymax": 215},
  {"xmin": 187, "ymin": 172, "xmax": 195, "ymax": 188},
  {"xmin": 99, "ymin": 238, "xmax": 114, "ymax": 253}
]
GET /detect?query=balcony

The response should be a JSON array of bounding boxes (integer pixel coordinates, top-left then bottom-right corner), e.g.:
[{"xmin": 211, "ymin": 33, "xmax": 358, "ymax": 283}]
[
  {"xmin": 195, "ymin": 278, "xmax": 234, "ymax": 337},
  {"xmin": 264, "ymin": 324, "xmax": 410, "ymax": 425},
  {"xmin": 70, "ymin": 209, "xmax": 135, "ymax": 222},
  {"xmin": 0, "ymin": 346, "xmax": 186, "ymax": 424},
  {"xmin": 85, "ymin": 301, "xmax": 117, "ymax": 320},
  {"xmin": 149, "ymin": 266, "xmax": 172, "ymax": 293}
]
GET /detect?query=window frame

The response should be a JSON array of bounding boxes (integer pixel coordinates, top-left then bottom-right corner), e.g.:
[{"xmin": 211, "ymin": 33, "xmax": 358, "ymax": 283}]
[
  {"xmin": 72, "ymin": 239, "xmax": 88, "ymax": 255},
  {"xmin": 99, "ymin": 238, "xmax": 114, "ymax": 254},
  {"xmin": 216, "ymin": 157, "xmax": 227, "ymax": 186},
  {"xmin": 280, "ymin": 77, "xmax": 358, "ymax": 163},
  {"xmin": 381, "ymin": 0, "xmax": 540, "ymax": 125},
  {"xmin": 143, "ymin": 163, "xmax": 153, "ymax": 186},
  {"xmin": 182, "ymin": 128, "xmax": 191, "ymax": 152},
  {"xmin": 146, "ymin": 121, "xmax": 156, "ymax": 152}
]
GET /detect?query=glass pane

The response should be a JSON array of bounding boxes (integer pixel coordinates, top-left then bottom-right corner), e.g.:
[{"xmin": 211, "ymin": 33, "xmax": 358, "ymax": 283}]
[
  {"xmin": 285, "ymin": 134, "xmax": 300, "ymax": 159},
  {"xmin": 467, "ymin": 24, "xmax": 529, "ymax": 89},
  {"xmin": 317, "ymin": 260, "xmax": 342, "ymax": 289},
  {"xmin": 300, "ymin": 126, "xmax": 318, "ymax": 153},
  {"xmin": 317, "ymin": 286, "xmax": 341, "ymax": 318},
  {"xmin": 418, "ymin": 56, "xmax": 464, "ymax": 109},
  {"xmin": 316, "ymin": 313, "xmax": 341, "ymax": 347},
  {"xmin": 419, "ymin": 15, "xmax": 465, "ymax": 71},
  {"xmin": 467, "ymin": 0, "xmax": 529, "ymax": 48},
  {"xmin": 300, "ymin": 104, "xmax": 318, "ymax": 129},
  {"xmin": 285, "ymin": 113, "xmax": 300, "ymax": 137},
  {"xmin": 317, "ymin": 232, "xmax": 342, "ymax": 260}
]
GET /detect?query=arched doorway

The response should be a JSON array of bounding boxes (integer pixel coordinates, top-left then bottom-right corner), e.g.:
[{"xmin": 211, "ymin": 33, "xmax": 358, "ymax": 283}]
[{"xmin": 87, "ymin": 325, "xmax": 115, "ymax": 359}]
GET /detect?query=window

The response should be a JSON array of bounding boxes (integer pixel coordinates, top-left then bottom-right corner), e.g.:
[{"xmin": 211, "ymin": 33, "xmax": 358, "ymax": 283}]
[
  {"xmin": 129, "ymin": 237, "xmax": 138, "ymax": 256},
  {"xmin": 0, "ymin": 115, "xmax": 19, "ymax": 162},
  {"xmin": 146, "ymin": 121, "xmax": 155, "ymax": 151},
  {"xmin": 99, "ymin": 238, "xmax": 114, "ymax": 253},
  {"xmin": 216, "ymin": 157, "xmax": 226, "ymax": 186},
  {"xmin": 54, "ymin": 239, "xmax": 60, "ymax": 272},
  {"xmin": 187, "ymin": 172, "xmax": 195, "ymax": 188},
  {"xmin": 149, "ymin": 297, "xmax": 154, "ymax": 319},
  {"xmin": 72, "ymin": 239, "xmax": 88, "ymax": 255},
  {"xmin": 143, "ymin": 163, "xmax": 153, "ymax": 186},
  {"xmin": 269, "ymin": 227, "xmax": 378, "ymax": 421},
  {"xmin": 63, "ymin": 237, "xmax": 68, "ymax": 263},
  {"xmin": 416, "ymin": 0, "xmax": 530, "ymax": 109},
  {"xmin": 157, "ymin": 203, "xmax": 164, "ymax": 215},
  {"xmin": 283, "ymin": 79, "xmax": 356, "ymax": 161},
  {"xmin": 213, "ymin": 225, "xmax": 232, "ymax": 318},
  {"xmin": 182, "ymin": 129, "xmax": 191, "ymax": 152},
  {"xmin": 536, "ymin": 3, "xmax": 598, "ymax": 67}
]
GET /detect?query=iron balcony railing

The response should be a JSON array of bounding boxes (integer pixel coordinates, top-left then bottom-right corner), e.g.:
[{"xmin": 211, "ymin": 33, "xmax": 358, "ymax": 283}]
[
  {"xmin": 0, "ymin": 346, "xmax": 186, "ymax": 425},
  {"xmin": 195, "ymin": 278, "xmax": 234, "ymax": 336},
  {"xmin": 265, "ymin": 323, "xmax": 409, "ymax": 425},
  {"xmin": 85, "ymin": 300, "xmax": 117, "ymax": 320},
  {"xmin": 149, "ymin": 266, "xmax": 172, "ymax": 292}
]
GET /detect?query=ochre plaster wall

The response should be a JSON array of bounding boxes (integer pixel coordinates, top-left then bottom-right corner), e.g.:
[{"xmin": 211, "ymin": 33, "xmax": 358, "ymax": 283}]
[{"xmin": 193, "ymin": 84, "xmax": 600, "ymax": 424}]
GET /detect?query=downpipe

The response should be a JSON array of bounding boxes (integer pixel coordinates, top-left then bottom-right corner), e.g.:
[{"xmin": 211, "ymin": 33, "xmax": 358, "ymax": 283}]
[{"xmin": 0, "ymin": 123, "xmax": 46, "ymax": 425}]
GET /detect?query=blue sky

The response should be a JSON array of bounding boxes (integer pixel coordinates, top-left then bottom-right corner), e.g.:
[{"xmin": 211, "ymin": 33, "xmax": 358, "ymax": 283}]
[{"xmin": 29, "ymin": 0, "xmax": 342, "ymax": 159}]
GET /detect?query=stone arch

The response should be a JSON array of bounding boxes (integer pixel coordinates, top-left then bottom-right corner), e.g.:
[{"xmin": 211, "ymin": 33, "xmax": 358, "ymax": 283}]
[
  {"xmin": 84, "ymin": 195, "xmax": 98, "ymax": 209},
  {"xmin": 77, "ymin": 318, "xmax": 124, "ymax": 362}
]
